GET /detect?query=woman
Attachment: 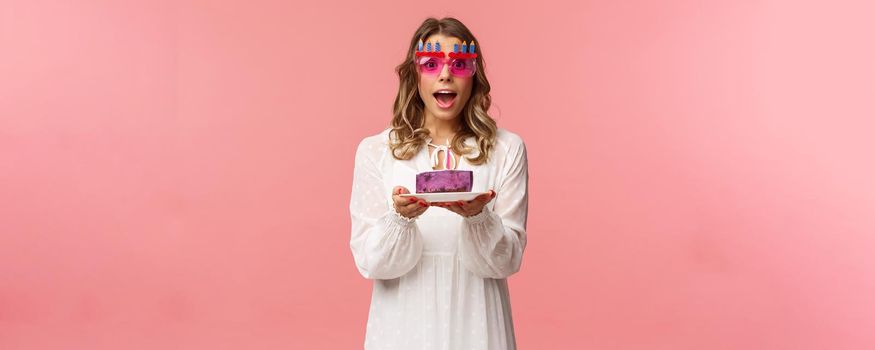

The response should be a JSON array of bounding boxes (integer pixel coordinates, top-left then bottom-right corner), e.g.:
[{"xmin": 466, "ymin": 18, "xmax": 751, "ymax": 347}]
[{"xmin": 349, "ymin": 17, "xmax": 529, "ymax": 350}]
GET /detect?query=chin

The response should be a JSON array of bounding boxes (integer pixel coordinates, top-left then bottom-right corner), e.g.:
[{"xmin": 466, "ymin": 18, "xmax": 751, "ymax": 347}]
[{"xmin": 431, "ymin": 109, "xmax": 462, "ymax": 119}]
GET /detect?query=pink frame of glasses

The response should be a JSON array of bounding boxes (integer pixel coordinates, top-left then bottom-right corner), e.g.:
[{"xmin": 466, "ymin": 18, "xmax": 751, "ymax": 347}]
[
  {"xmin": 414, "ymin": 39, "xmax": 479, "ymax": 77},
  {"xmin": 415, "ymin": 55, "xmax": 477, "ymax": 77}
]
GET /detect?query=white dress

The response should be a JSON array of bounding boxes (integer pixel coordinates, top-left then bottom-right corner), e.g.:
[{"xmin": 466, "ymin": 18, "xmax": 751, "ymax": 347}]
[{"xmin": 349, "ymin": 126, "xmax": 529, "ymax": 350}]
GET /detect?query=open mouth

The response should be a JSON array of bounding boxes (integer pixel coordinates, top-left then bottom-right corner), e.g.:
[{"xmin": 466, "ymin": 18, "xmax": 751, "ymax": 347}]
[{"xmin": 433, "ymin": 91, "xmax": 458, "ymax": 109}]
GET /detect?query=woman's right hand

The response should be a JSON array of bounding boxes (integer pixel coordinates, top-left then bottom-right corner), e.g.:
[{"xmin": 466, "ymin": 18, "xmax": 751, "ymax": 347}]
[{"xmin": 392, "ymin": 186, "xmax": 429, "ymax": 219}]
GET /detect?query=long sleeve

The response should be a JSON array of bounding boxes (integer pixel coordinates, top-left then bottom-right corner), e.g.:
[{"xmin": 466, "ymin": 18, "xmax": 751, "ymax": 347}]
[
  {"xmin": 458, "ymin": 138, "xmax": 529, "ymax": 279},
  {"xmin": 349, "ymin": 137, "xmax": 424, "ymax": 280}
]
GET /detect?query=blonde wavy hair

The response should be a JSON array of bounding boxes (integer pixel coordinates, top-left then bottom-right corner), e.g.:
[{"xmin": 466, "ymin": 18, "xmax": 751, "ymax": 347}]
[{"xmin": 388, "ymin": 17, "xmax": 497, "ymax": 166}]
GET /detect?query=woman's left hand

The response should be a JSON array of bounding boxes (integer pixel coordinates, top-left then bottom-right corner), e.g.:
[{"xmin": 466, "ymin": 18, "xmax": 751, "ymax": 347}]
[{"xmin": 433, "ymin": 189, "xmax": 496, "ymax": 217}]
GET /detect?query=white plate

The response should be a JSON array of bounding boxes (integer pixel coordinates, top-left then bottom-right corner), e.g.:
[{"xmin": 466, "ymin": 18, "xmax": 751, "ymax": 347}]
[{"xmin": 399, "ymin": 191, "xmax": 489, "ymax": 203}]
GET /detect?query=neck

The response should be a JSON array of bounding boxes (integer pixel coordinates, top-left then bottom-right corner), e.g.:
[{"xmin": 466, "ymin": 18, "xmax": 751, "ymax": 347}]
[{"xmin": 423, "ymin": 113, "xmax": 462, "ymax": 141}]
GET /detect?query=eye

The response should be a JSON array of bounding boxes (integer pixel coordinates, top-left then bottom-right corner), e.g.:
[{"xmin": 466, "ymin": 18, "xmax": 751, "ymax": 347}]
[
  {"xmin": 452, "ymin": 60, "xmax": 466, "ymax": 69},
  {"xmin": 419, "ymin": 58, "xmax": 438, "ymax": 69}
]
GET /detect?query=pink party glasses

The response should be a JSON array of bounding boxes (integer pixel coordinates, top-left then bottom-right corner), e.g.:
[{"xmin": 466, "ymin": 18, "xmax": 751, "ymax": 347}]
[
  {"xmin": 414, "ymin": 39, "xmax": 479, "ymax": 78},
  {"xmin": 415, "ymin": 56, "xmax": 477, "ymax": 77}
]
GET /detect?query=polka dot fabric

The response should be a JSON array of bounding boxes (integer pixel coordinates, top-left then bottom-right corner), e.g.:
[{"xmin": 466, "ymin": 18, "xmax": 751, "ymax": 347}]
[{"xmin": 349, "ymin": 127, "xmax": 529, "ymax": 349}]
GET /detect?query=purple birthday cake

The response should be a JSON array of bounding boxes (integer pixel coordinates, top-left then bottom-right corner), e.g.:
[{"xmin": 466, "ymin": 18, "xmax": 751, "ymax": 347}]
[{"xmin": 416, "ymin": 169, "xmax": 473, "ymax": 193}]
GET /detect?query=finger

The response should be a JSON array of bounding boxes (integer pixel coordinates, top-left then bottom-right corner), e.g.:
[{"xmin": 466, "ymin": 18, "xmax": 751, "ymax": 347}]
[
  {"xmin": 435, "ymin": 202, "xmax": 452, "ymax": 208},
  {"xmin": 473, "ymin": 190, "xmax": 493, "ymax": 203},
  {"xmin": 393, "ymin": 188, "xmax": 419, "ymax": 207},
  {"xmin": 393, "ymin": 196, "xmax": 423, "ymax": 214},
  {"xmin": 452, "ymin": 205, "xmax": 473, "ymax": 217},
  {"xmin": 399, "ymin": 200, "xmax": 423, "ymax": 212},
  {"xmin": 457, "ymin": 200, "xmax": 485, "ymax": 216},
  {"xmin": 392, "ymin": 186, "xmax": 412, "ymax": 198},
  {"xmin": 469, "ymin": 189, "xmax": 494, "ymax": 204},
  {"xmin": 394, "ymin": 195, "xmax": 420, "ymax": 208},
  {"xmin": 398, "ymin": 202, "xmax": 425, "ymax": 218},
  {"xmin": 443, "ymin": 204, "xmax": 463, "ymax": 215},
  {"xmin": 407, "ymin": 197, "xmax": 430, "ymax": 209},
  {"xmin": 409, "ymin": 203, "xmax": 428, "ymax": 217},
  {"xmin": 456, "ymin": 200, "xmax": 473, "ymax": 215},
  {"xmin": 417, "ymin": 203, "xmax": 430, "ymax": 214}
]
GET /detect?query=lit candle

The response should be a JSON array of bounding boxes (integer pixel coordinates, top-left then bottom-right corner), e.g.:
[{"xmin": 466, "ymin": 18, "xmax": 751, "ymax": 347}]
[
  {"xmin": 426, "ymin": 42, "xmax": 432, "ymax": 52},
  {"xmin": 469, "ymin": 41, "xmax": 476, "ymax": 54},
  {"xmin": 453, "ymin": 43, "xmax": 459, "ymax": 53},
  {"xmin": 417, "ymin": 39, "xmax": 423, "ymax": 52},
  {"xmin": 435, "ymin": 42, "xmax": 441, "ymax": 52},
  {"xmin": 445, "ymin": 139, "xmax": 453, "ymax": 169},
  {"xmin": 461, "ymin": 41, "xmax": 467, "ymax": 54}
]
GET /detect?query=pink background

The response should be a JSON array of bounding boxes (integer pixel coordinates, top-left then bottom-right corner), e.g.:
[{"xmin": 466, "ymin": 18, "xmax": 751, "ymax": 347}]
[{"xmin": 2, "ymin": 0, "xmax": 874, "ymax": 349}]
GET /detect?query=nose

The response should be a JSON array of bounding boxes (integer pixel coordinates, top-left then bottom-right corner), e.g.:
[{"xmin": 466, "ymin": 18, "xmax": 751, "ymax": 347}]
[{"xmin": 438, "ymin": 62, "xmax": 453, "ymax": 82}]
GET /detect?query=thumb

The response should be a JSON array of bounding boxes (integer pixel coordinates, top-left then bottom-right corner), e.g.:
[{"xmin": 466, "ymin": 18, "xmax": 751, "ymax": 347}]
[
  {"xmin": 394, "ymin": 186, "xmax": 410, "ymax": 195},
  {"xmin": 476, "ymin": 189, "xmax": 495, "ymax": 202}
]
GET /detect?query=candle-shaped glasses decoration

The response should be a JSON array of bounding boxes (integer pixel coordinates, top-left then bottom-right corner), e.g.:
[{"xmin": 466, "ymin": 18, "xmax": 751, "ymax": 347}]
[
  {"xmin": 415, "ymin": 40, "xmax": 447, "ymax": 58},
  {"xmin": 448, "ymin": 40, "xmax": 478, "ymax": 59},
  {"xmin": 416, "ymin": 39, "xmax": 478, "ymax": 59}
]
